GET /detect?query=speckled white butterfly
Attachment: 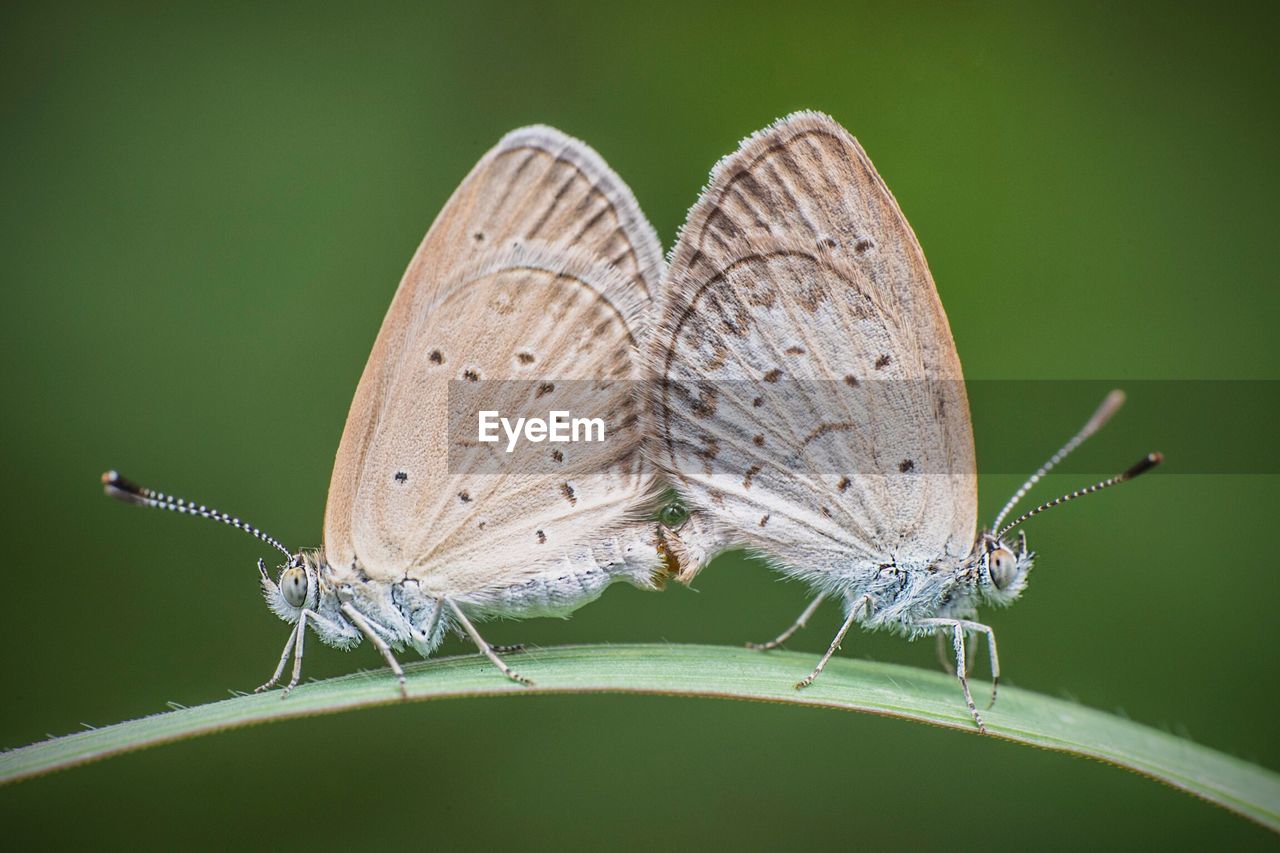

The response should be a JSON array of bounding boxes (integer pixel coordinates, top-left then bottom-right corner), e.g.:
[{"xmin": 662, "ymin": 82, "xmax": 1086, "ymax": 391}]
[
  {"xmin": 105, "ymin": 125, "xmax": 667, "ymax": 695},
  {"xmin": 647, "ymin": 112, "xmax": 1159, "ymax": 730}
]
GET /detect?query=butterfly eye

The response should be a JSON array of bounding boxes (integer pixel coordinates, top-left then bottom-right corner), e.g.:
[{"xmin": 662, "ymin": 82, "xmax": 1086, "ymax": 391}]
[
  {"xmin": 659, "ymin": 501, "xmax": 690, "ymax": 530},
  {"xmin": 280, "ymin": 566, "xmax": 309, "ymax": 608},
  {"xmin": 989, "ymin": 547, "xmax": 1017, "ymax": 590}
]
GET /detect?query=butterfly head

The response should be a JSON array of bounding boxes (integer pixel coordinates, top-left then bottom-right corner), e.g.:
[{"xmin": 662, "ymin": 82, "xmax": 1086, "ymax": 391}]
[
  {"xmin": 260, "ymin": 551, "xmax": 328, "ymax": 623},
  {"xmin": 974, "ymin": 531, "xmax": 1035, "ymax": 607}
]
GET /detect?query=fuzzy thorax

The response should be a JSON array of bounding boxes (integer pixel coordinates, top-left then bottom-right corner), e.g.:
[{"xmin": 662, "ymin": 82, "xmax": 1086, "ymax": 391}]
[
  {"xmin": 838, "ymin": 534, "xmax": 1036, "ymax": 638},
  {"xmin": 655, "ymin": 519, "xmax": 1037, "ymax": 639},
  {"xmin": 260, "ymin": 524, "xmax": 666, "ymax": 658}
]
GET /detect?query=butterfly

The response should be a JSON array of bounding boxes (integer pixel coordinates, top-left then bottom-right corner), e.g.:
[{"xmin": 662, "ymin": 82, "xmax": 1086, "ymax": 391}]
[
  {"xmin": 105, "ymin": 125, "xmax": 668, "ymax": 695},
  {"xmin": 646, "ymin": 111, "xmax": 1159, "ymax": 731}
]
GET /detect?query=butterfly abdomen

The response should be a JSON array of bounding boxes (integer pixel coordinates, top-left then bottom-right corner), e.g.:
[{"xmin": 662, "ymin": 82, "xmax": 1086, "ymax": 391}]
[{"xmin": 454, "ymin": 528, "xmax": 663, "ymax": 620}]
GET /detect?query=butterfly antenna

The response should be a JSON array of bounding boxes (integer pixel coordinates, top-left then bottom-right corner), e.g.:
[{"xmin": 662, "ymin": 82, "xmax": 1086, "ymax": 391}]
[
  {"xmin": 991, "ymin": 389, "xmax": 1127, "ymax": 530},
  {"xmin": 101, "ymin": 470, "xmax": 295, "ymax": 564},
  {"xmin": 995, "ymin": 452, "xmax": 1162, "ymax": 540}
]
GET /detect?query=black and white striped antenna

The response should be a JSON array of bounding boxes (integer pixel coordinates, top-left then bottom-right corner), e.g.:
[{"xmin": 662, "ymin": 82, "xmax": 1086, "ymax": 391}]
[
  {"xmin": 991, "ymin": 389, "xmax": 1128, "ymax": 531},
  {"xmin": 995, "ymin": 452, "xmax": 1163, "ymax": 540},
  {"xmin": 102, "ymin": 470, "xmax": 296, "ymax": 565}
]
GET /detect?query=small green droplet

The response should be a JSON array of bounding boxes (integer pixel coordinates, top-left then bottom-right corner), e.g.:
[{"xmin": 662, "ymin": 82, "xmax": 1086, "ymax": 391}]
[{"xmin": 659, "ymin": 501, "xmax": 689, "ymax": 529}]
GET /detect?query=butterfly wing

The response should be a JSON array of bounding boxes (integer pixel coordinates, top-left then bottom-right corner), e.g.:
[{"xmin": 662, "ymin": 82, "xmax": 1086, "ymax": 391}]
[
  {"xmin": 647, "ymin": 111, "xmax": 976, "ymax": 582},
  {"xmin": 325, "ymin": 127, "xmax": 663, "ymax": 599}
]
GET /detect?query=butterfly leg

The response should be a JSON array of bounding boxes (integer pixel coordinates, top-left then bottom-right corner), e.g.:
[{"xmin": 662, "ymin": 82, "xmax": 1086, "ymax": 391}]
[
  {"xmin": 255, "ymin": 623, "xmax": 298, "ymax": 693},
  {"xmin": 917, "ymin": 618, "xmax": 1000, "ymax": 731},
  {"xmin": 973, "ymin": 622, "xmax": 1000, "ymax": 707},
  {"xmin": 411, "ymin": 599, "xmax": 519, "ymax": 653},
  {"xmin": 340, "ymin": 602, "xmax": 408, "ymax": 699},
  {"xmin": 934, "ymin": 630, "xmax": 951, "ymax": 672},
  {"xmin": 416, "ymin": 598, "xmax": 445, "ymax": 648},
  {"xmin": 934, "ymin": 630, "xmax": 977, "ymax": 676},
  {"xmin": 748, "ymin": 595, "xmax": 825, "ymax": 651},
  {"xmin": 446, "ymin": 599, "xmax": 533, "ymax": 686},
  {"xmin": 282, "ymin": 611, "xmax": 310, "ymax": 698},
  {"xmin": 795, "ymin": 594, "xmax": 871, "ymax": 689},
  {"xmin": 920, "ymin": 618, "xmax": 1000, "ymax": 707},
  {"xmin": 259, "ymin": 609, "xmax": 353, "ymax": 698}
]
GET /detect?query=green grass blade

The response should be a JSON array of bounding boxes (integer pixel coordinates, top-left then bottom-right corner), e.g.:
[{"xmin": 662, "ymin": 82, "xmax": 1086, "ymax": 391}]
[{"xmin": 3, "ymin": 644, "xmax": 1276, "ymax": 831}]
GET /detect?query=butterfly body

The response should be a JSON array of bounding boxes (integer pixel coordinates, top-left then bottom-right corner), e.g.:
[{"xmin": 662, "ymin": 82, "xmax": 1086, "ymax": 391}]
[
  {"xmin": 255, "ymin": 125, "xmax": 670, "ymax": 688},
  {"xmin": 649, "ymin": 112, "xmax": 1150, "ymax": 729},
  {"xmin": 810, "ymin": 535, "xmax": 1035, "ymax": 635},
  {"xmin": 107, "ymin": 124, "xmax": 668, "ymax": 695},
  {"xmin": 263, "ymin": 525, "xmax": 662, "ymax": 660}
]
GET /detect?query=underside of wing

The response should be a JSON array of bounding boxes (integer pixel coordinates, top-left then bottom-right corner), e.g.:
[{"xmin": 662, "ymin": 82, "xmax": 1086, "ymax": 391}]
[
  {"xmin": 325, "ymin": 127, "xmax": 664, "ymax": 583},
  {"xmin": 349, "ymin": 243, "xmax": 656, "ymax": 589},
  {"xmin": 647, "ymin": 111, "xmax": 976, "ymax": 575}
]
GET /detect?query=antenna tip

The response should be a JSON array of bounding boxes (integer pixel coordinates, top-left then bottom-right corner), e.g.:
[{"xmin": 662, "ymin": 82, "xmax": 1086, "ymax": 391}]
[
  {"xmin": 1083, "ymin": 389, "xmax": 1128, "ymax": 436},
  {"xmin": 1122, "ymin": 452, "xmax": 1163, "ymax": 480},
  {"xmin": 102, "ymin": 470, "xmax": 148, "ymax": 505}
]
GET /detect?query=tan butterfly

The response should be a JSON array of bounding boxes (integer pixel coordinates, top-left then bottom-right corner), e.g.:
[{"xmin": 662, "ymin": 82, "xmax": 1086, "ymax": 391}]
[
  {"xmin": 648, "ymin": 112, "xmax": 1159, "ymax": 730},
  {"xmin": 105, "ymin": 125, "xmax": 667, "ymax": 695}
]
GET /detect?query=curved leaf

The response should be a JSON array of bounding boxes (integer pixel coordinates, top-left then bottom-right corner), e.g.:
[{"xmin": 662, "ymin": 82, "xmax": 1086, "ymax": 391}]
[{"xmin": 2, "ymin": 644, "xmax": 1275, "ymax": 832}]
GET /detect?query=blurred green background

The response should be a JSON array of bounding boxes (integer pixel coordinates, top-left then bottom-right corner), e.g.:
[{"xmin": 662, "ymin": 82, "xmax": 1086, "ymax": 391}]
[{"xmin": 2, "ymin": 1, "xmax": 1277, "ymax": 849}]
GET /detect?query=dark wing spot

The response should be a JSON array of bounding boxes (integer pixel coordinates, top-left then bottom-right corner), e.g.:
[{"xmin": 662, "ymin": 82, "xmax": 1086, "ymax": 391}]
[
  {"xmin": 759, "ymin": 513, "xmax": 770, "ymax": 527},
  {"xmin": 697, "ymin": 434, "xmax": 720, "ymax": 468},
  {"xmin": 463, "ymin": 369, "xmax": 480, "ymax": 381},
  {"xmin": 899, "ymin": 459, "xmax": 915, "ymax": 473},
  {"xmin": 517, "ymin": 352, "xmax": 535, "ymax": 364},
  {"xmin": 785, "ymin": 345, "xmax": 805, "ymax": 355},
  {"xmin": 795, "ymin": 272, "xmax": 828, "ymax": 313},
  {"xmin": 821, "ymin": 506, "xmax": 832, "ymax": 517},
  {"xmin": 854, "ymin": 239, "xmax": 874, "ymax": 254},
  {"xmin": 837, "ymin": 476, "xmax": 850, "ymax": 492},
  {"xmin": 536, "ymin": 530, "xmax": 547, "ymax": 544},
  {"xmin": 394, "ymin": 471, "xmax": 408, "ymax": 483},
  {"xmin": 753, "ymin": 434, "xmax": 765, "ymax": 447},
  {"xmin": 536, "ymin": 382, "xmax": 555, "ymax": 398},
  {"xmin": 561, "ymin": 482, "xmax": 577, "ymax": 506},
  {"xmin": 844, "ymin": 375, "xmax": 859, "ymax": 387},
  {"xmin": 429, "ymin": 350, "xmax": 444, "ymax": 364},
  {"xmin": 551, "ymin": 449, "xmax": 564, "ymax": 462},
  {"xmin": 801, "ymin": 420, "xmax": 856, "ymax": 448},
  {"xmin": 763, "ymin": 369, "xmax": 782, "ymax": 383},
  {"xmin": 458, "ymin": 490, "xmax": 472, "ymax": 503},
  {"xmin": 691, "ymin": 387, "xmax": 718, "ymax": 418},
  {"xmin": 752, "ymin": 396, "xmax": 764, "ymax": 407},
  {"xmin": 478, "ymin": 520, "xmax": 487, "ymax": 530},
  {"xmin": 743, "ymin": 465, "xmax": 761, "ymax": 489},
  {"xmin": 875, "ymin": 355, "xmax": 891, "ymax": 369},
  {"xmin": 818, "ymin": 236, "xmax": 838, "ymax": 250},
  {"xmin": 473, "ymin": 232, "xmax": 485, "ymax": 242}
]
